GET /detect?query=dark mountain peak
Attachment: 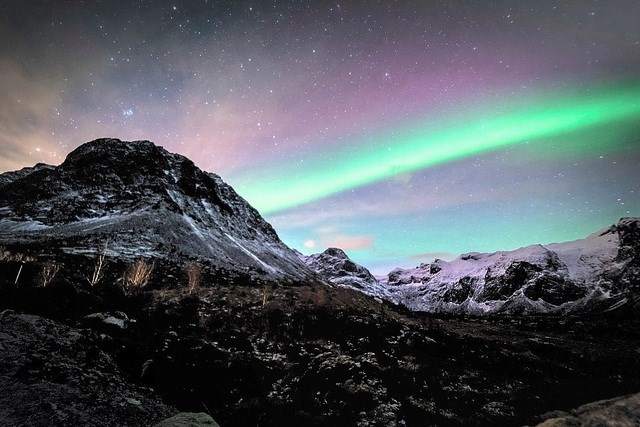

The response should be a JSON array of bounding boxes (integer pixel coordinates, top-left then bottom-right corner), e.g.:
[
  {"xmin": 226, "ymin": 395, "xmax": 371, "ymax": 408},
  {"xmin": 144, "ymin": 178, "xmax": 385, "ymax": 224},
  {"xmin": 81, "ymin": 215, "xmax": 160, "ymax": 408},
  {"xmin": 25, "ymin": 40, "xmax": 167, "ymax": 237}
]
[
  {"xmin": 301, "ymin": 247, "xmax": 389, "ymax": 298},
  {"xmin": 64, "ymin": 138, "xmax": 158, "ymax": 159},
  {"xmin": 60, "ymin": 138, "xmax": 183, "ymax": 184},
  {"xmin": 322, "ymin": 247, "xmax": 348, "ymax": 259},
  {"xmin": 61, "ymin": 138, "xmax": 191, "ymax": 176},
  {"xmin": 0, "ymin": 138, "xmax": 315, "ymax": 282}
]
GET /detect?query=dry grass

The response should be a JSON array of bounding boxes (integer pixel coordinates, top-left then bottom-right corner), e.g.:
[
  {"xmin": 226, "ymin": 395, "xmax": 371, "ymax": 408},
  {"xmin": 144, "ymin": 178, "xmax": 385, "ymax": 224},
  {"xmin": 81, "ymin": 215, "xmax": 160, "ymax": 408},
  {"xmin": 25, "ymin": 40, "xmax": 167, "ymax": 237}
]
[
  {"xmin": 87, "ymin": 243, "xmax": 108, "ymax": 287},
  {"xmin": 0, "ymin": 247, "xmax": 34, "ymax": 263},
  {"xmin": 0, "ymin": 249, "xmax": 37, "ymax": 285},
  {"xmin": 122, "ymin": 259, "xmax": 154, "ymax": 294},
  {"xmin": 39, "ymin": 262, "xmax": 61, "ymax": 287},
  {"xmin": 186, "ymin": 261, "xmax": 201, "ymax": 295}
]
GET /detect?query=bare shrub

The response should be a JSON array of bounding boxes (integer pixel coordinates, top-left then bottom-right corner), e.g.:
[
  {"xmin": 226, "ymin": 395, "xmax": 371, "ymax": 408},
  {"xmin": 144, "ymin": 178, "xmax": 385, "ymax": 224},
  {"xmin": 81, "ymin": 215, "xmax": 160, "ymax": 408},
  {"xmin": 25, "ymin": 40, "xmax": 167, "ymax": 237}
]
[
  {"xmin": 186, "ymin": 262, "xmax": 201, "ymax": 295},
  {"xmin": 87, "ymin": 243, "xmax": 108, "ymax": 287},
  {"xmin": 39, "ymin": 262, "xmax": 61, "ymax": 287},
  {"xmin": 122, "ymin": 259, "xmax": 154, "ymax": 294},
  {"xmin": 0, "ymin": 247, "xmax": 30, "ymax": 262},
  {"xmin": 12, "ymin": 253, "xmax": 35, "ymax": 285},
  {"xmin": 0, "ymin": 247, "xmax": 12, "ymax": 261}
]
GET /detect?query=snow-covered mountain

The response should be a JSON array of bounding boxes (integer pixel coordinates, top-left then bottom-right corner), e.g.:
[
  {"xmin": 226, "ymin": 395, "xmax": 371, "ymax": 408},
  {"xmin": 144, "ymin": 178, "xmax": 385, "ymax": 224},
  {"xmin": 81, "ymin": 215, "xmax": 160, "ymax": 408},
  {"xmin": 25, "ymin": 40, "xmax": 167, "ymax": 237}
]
[
  {"xmin": 299, "ymin": 247, "xmax": 390, "ymax": 299},
  {"xmin": 0, "ymin": 138, "xmax": 315, "ymax": 282},
  {"xmin": 380, "ymin": 218, "xmax": 640, "ymax": 314}
]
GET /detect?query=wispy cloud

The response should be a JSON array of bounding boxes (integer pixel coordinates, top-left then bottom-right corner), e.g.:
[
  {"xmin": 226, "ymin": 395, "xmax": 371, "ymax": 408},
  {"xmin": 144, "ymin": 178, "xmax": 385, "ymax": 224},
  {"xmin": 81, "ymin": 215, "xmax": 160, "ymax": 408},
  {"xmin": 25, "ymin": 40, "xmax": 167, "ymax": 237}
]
[
  {"xmin": 322, "ymin": 234, "xmax": 375, "ymax": 250},
  {"xmin": 0, "ymin": 59, "xmax": 64, "ymax": 171}
]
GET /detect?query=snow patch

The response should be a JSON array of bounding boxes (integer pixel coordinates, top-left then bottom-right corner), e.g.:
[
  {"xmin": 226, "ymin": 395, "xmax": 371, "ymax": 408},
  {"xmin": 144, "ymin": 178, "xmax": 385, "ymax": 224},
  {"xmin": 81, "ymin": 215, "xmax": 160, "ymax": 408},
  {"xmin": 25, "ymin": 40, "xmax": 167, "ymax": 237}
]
[{"xmin": 224, "ymin": 233, "xmax": 276, "ymax": 273}]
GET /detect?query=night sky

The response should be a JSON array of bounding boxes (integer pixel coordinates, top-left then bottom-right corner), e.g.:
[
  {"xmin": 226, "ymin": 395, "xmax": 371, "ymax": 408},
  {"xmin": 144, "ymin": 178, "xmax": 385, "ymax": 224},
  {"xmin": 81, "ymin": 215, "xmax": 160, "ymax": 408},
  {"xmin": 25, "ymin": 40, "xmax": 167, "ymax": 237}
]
[{"xmin": 1, "ymin": 1, "xmax": 639, "ymax": 274}]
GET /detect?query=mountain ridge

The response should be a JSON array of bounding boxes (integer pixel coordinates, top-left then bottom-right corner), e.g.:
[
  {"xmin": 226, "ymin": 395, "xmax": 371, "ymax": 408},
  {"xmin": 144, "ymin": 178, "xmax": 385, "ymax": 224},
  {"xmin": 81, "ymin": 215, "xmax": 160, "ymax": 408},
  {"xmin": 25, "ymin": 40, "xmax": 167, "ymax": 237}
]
[
  {"xmin": 306, "ymin": 218, "xmax": 640, "ymax": 315},
  {"xmin": 0, "ymin": 138, "xmax": 316, "ymax": 283}
]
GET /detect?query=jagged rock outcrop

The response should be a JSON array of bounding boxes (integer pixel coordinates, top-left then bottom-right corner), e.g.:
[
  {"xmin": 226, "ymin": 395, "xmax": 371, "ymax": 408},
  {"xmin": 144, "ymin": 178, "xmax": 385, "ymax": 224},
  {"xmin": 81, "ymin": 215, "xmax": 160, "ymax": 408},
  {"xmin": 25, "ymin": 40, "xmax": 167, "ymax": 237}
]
[
  {"xmin": 533, "ymin": 392, "xmax": 640, "ymax": 427},
  {"xmin": 0, "ymin": 138, "xmax": 316, "ymax": 283},
  {"xmin": 154, "ymin": 412, "xmax": 220, "ymax": 427},
  {"xmin": 299, "ymin": 247, "xmax": 390, "ymax": 298}
]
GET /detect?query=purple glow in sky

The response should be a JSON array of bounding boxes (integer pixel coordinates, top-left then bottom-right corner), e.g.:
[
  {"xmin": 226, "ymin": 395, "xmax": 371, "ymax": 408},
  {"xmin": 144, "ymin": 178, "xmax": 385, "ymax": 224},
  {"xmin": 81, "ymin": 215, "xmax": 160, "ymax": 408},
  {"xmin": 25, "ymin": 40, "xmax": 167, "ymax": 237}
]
[{"xmin": 1, "ymin": 1, "xmax": 639, "ymax": 273}]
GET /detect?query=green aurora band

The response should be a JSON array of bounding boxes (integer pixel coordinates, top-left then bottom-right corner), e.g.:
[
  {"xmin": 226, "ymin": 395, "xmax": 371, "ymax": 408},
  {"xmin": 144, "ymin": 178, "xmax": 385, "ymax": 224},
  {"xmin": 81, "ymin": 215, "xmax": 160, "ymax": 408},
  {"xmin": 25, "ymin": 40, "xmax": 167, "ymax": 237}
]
[{"xmin": 234, "ymin": 81, "xmax": 640, "ymax": 215}]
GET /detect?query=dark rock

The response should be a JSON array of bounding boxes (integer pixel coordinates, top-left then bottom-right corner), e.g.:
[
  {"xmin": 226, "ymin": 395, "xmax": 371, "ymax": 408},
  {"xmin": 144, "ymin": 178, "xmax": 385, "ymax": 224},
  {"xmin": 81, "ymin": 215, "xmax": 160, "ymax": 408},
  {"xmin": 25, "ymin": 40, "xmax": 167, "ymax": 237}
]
[
  {"xmin": 0, "ymin": 312, "xmax": 174, "ymax": 426},
  {"xmin": 154, "ymin": 412, "xmax": 220, "ymax": 427},
  {"xmin": 480, "ymin": 261, "xmax": 541, "ymax": 302},
  {"xmin": 534, "ymin": 392, "xmax": 640, "ymax": 426},
  {"xmin": 441, "ymin": 276, "xmax": 475, "ymax": 304},
  {"xmin": 524, "ymin": 276, "xmax": 586, "ymax": 306}
]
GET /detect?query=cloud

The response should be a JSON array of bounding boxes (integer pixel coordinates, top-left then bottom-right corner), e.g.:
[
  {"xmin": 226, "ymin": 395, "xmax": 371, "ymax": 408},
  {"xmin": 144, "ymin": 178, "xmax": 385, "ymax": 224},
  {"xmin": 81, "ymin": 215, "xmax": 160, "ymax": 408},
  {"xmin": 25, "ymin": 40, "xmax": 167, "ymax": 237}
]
[
  {"xmin": 0, "ymin": 59, "xmax": 64, "ymax": 171},
  {"xmin": 321, "ymin": 234, "xmax": 375, "ymax": 250}
]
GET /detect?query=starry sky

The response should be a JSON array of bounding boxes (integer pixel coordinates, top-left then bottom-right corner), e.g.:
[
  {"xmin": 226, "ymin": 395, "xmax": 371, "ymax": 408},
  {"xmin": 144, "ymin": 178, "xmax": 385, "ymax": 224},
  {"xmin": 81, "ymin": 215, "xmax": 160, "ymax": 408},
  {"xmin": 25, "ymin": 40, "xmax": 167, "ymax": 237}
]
[{"xmin": 1, "ymin": 1, "xmax": 639, "ymax": 274}]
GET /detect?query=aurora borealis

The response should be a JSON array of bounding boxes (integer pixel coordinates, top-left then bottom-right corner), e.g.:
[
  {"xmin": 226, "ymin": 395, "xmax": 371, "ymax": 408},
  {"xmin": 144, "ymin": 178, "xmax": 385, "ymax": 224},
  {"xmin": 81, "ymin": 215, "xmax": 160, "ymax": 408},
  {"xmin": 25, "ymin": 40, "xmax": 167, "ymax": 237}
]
[
  {"xmin": 1, "ymin": 1, "xmax": 639, "ymax": 273},
  {"xmin": 234, "ymin": 80, "xmax": 640, "ymax": 214}
]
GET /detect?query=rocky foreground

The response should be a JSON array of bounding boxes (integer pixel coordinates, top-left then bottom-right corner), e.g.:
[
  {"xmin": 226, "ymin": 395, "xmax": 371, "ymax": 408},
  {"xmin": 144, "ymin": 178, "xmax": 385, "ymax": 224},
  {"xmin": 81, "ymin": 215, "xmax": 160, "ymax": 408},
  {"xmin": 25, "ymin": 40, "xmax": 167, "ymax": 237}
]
[{"xmin": 1, "ymin": 264, "xmax": 640, "ymax": 426}]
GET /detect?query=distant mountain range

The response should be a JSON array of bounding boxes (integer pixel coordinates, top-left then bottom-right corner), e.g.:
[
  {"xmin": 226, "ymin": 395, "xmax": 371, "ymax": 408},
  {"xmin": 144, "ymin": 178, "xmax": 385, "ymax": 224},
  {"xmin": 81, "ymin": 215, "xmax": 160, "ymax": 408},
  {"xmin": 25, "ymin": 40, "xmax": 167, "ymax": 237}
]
[
  {"xmin": 1, "ymin": 138, "xmax": 638, "ymax": 315},
  {"xmin": 305, "ymin": 218, "xmax": 640, "ymax": 315}
]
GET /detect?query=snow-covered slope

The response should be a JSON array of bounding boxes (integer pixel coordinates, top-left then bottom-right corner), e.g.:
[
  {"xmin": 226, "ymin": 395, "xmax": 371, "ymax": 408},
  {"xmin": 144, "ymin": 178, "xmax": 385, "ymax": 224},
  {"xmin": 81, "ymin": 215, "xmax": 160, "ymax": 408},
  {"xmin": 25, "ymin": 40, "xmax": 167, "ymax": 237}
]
[
  {"xmin": 299, "ymin": 248, "xmax": 390, "ymax": 299},
  {"xmin": 379, "ymin": 218, "xmax": 640, "ymax": 314},
  {"xmin": 0, "ymin": 138, "xmax": 315, "ymax": 283}
]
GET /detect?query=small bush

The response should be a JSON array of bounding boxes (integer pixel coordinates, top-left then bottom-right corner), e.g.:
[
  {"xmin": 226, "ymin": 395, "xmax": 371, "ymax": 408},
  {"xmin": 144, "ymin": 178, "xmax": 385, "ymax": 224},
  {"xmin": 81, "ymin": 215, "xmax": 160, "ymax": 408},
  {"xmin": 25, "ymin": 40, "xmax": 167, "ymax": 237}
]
[
  {"xmin": 122, "ymin": 259, "xmax": 154, "ymax": 294},
  {"xmin": 39, "ymin": 262, "xmax": 61, "ymax": 287}
]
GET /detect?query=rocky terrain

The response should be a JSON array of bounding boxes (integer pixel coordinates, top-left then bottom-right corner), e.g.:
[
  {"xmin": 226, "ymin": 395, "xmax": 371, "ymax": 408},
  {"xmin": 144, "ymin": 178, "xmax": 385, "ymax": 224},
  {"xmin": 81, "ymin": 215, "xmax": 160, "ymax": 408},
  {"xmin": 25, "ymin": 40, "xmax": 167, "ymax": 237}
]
[
  {"xmin": 299, "ymin": 247, "xmax": 390, "ymax": 299},
  {"xmin": 2, "ymin": 271, "xmax": 640, "ymax": 426},
  {"xmin": 532, "ymin": 392, "xmax": 640, "ymax": 426},
  {"xmin": 0, "ymin": 310, "xmax": 175, "ymax": 426},
  {"xmin": 0, "ymin": 138, "xmax": 639, "ymax": 426}
]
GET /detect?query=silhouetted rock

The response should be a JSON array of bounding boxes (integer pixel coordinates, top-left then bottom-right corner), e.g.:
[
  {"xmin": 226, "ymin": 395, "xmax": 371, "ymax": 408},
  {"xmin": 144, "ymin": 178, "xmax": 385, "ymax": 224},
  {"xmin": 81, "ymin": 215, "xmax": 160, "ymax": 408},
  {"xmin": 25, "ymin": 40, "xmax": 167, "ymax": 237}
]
[
  {"xmin": 154, "ymin": 412, "xmax": 220, "ymax": 427},
  {"xmin": 0, "ymin": 311, "xmax": 174, "ymax": 426}
]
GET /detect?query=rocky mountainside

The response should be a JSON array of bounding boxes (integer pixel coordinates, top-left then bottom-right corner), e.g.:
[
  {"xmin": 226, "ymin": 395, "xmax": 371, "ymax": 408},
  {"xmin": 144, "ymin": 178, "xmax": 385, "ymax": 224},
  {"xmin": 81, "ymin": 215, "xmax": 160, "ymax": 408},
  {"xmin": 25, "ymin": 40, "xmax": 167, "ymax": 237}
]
[
  {"xmin": 309, "ymin": 218, "xmax": 640, "ymax": 315},
  {"xmin": 300, "ymin": 247, "xmax": 390, "ymax": 299},
  {"xmin": 379, "ymin": 218, "xmax": 639, "ymax": 314},
  {"xmin": 0, "ymin": 138, "xmax": 315, "ymax": 283}
]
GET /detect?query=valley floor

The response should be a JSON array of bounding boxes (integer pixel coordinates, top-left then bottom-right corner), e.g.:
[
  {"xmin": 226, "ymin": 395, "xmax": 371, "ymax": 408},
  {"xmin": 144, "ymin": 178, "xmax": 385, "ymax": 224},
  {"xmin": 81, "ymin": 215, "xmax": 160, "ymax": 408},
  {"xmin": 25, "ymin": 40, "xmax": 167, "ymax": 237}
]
[{"xmin": 2, "ymin": 272, "xmax": 640, "ymax": 426}]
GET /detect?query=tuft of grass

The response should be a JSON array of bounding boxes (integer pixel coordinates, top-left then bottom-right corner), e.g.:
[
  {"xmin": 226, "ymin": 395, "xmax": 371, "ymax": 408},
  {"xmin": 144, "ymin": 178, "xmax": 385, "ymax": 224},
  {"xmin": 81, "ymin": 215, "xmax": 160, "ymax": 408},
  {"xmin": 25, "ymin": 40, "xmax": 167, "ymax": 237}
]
[
  {"xmin": 122, "ymin": 259, "xmax": 154, "ymax": 294},
  {"xmin": 7, "ymin": 252, "xmax": 36, "ymax": 285}
]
